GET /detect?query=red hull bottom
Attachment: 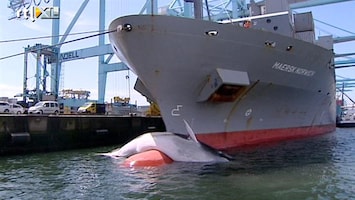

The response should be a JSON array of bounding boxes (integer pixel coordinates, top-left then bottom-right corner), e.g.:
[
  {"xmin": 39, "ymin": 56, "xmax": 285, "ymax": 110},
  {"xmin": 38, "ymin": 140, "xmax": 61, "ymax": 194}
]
[{"xmin": 196, "ymin": 124, "xmax": 336, "ymax": 150}]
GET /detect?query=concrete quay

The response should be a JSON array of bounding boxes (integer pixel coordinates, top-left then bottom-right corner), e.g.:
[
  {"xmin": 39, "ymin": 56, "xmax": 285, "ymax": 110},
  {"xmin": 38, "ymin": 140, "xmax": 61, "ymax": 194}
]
[{"xmin": 0, "ymin": 114, "xmax": 165, "ymax": 156}]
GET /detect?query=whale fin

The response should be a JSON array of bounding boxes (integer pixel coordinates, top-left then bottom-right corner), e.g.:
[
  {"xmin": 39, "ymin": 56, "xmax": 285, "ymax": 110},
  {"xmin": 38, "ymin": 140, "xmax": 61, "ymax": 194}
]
[
  {"xmin": 183, "ymin": 119, "xmax": 199, "ymax": 143},
  {"xmin": 183, "ymin": 119, "xmax": 235, "ymax": 161}
]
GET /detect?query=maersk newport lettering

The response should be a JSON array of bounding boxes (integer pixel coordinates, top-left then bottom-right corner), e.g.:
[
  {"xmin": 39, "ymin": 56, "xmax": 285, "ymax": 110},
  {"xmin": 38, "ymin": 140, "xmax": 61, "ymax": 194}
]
[{"xmin": 272, "ymin": 62, "xmax": 315, "ymax": 77}]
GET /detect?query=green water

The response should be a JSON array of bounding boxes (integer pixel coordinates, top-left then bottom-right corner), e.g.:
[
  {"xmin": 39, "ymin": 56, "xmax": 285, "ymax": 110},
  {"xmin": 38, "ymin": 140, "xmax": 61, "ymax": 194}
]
[{"xmin": 0, "ymin": 128, "xmax": 354, "ymax": 200}]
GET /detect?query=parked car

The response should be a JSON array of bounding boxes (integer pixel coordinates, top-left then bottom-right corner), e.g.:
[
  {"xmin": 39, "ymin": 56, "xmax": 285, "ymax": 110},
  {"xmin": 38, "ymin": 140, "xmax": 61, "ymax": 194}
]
[
  {"xmin": 28, "ymin": 101, "xmax": 59, "ymax": 114},
  {"xmin": 15, "ymin": 101, "xmax": 30, "ymax": 114},
  {"xmin": 78, "ymin": 102, "xmax": 106, "ymax": 114},
  {"xmin": 0, "ymin": 101, "xmax": 11, "ymax": 113},
  {"xmin": 10, "ymin": 103, "xmax": 25, "ymax": 114}
]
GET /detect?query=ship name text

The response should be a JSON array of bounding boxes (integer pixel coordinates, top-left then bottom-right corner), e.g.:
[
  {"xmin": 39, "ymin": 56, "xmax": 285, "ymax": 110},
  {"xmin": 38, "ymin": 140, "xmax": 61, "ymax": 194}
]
[{"xmin": 272, "ymin": 62, "xmax": 315, "ymax": 77}]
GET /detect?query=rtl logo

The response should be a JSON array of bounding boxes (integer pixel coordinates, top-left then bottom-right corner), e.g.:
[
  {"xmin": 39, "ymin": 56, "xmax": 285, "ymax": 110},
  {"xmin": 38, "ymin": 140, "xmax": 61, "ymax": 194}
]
[{"xmin": 16, "ymin": 6, "xmax": 59, "ymax": 22}]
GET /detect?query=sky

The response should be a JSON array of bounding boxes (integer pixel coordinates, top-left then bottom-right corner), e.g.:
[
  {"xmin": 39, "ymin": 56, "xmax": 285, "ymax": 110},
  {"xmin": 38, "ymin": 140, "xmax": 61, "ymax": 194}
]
[{"xmin": 1, "ymin": 0, "xmax": 355, "ymax": 106}]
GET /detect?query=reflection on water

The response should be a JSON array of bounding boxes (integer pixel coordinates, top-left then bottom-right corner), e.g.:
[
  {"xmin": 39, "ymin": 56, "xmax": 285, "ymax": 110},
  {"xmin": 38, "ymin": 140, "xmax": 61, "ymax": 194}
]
[{"xmin": 0, "ymin": 128, "xmax": 354, "ymax": 200}]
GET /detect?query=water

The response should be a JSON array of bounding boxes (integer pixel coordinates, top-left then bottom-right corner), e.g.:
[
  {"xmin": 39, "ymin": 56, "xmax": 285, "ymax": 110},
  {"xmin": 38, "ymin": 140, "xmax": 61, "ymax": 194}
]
[{"xmin": 0, "ymin": 128, "xmax": 354, "ymax": 200}]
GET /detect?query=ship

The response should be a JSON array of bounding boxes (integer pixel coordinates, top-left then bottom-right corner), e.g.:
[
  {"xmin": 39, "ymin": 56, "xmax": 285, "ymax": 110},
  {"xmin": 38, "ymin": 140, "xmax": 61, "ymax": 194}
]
[{"xmin": 108, "ymin": 0, "xmax": 336, "ymax": 152}]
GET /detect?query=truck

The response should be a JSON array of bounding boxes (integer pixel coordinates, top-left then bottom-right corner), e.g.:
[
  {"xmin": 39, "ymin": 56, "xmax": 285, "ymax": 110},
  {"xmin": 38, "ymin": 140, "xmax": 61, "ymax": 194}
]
[{"xmin": 77, "ymin": 102, "xmax": 106, "ymax": 114}]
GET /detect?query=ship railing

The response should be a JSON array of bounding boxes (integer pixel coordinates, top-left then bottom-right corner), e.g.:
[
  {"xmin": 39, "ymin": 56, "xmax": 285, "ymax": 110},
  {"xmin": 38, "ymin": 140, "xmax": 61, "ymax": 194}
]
[
  {"xmin": 166, "ymin": 0, "xmax": 246, "ymax": 21},
  {"xmin": 219, "ymin": 10, "xmax": 289, "ymax": 24}
]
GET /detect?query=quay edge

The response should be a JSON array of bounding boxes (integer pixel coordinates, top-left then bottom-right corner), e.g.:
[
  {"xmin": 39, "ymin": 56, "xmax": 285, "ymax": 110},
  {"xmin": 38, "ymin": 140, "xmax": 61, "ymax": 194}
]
[{"xmin": 0, "ymin": 114, "xmax": 165, "ymax": 156}]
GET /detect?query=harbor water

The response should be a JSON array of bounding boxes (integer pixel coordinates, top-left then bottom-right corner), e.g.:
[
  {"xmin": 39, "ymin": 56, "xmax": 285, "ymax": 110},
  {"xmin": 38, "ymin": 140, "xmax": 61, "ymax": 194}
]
[{"xmin": 0, "ymin": 128, "xmax": 354, "ymax": 200}]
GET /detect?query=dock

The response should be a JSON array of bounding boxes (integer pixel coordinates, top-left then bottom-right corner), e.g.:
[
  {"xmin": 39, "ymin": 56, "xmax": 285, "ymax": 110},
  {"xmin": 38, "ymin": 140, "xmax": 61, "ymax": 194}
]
[
  {"xmin": 336, "ymin": 120, "xmax": 355, "ymax": 128},
  {"xmin": 0, "ymin": 114, "xmax": 165, "ymax": 156}
]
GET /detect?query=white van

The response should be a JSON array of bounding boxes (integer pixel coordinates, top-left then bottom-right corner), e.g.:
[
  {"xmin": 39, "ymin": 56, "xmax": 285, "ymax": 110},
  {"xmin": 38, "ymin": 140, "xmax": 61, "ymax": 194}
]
[{"xmin": 28, "ymin": 101, "xmax": 59, "ymax": 115}]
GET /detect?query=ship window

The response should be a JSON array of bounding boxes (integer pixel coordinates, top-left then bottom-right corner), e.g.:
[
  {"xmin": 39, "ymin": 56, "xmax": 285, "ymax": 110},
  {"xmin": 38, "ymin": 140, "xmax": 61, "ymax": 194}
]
[
  {"xmin": 205, "ymin": 30, "xmax": 218, "ymax": 36},
  {"xmin": 286, "ymin": 46, "xmax": 293, "ymax": 51},
  {"xmin": 265, "ymin": 41, "xmax": 276, "ymax": 47},
  {"xmin": 209, "ymin": 84, "xmax": 246, "ymax": 102},
  {"xmin": 266, "ymin": 19, "xmax": 271, "ymax": 23},
  {"xmin": 273, "ymin": 26, "xmax": 278, "ymax": 31}
]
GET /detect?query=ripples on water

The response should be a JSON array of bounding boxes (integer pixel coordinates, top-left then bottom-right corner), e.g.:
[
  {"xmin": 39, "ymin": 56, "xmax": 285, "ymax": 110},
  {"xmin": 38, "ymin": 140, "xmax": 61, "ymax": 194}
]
[{"xmin": 0, "ymin": 128, "xmax": 354, "ymax": 200}]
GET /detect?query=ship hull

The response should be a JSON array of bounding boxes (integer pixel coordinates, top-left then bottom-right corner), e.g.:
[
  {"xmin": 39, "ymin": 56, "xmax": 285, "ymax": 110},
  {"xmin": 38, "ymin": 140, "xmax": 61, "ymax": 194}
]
[{"xmin": 109, "ymin": 15, "xmax": 336, "ymax": 150}]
